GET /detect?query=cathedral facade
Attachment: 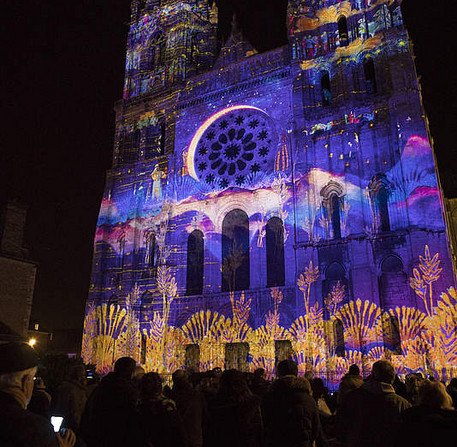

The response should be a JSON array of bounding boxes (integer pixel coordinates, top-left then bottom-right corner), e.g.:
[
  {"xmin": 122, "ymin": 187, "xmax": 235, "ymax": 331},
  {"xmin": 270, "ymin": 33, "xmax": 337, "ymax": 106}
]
[{"xmin": 83, "ymin": 0, "xmax": 457, "ymax": 382}]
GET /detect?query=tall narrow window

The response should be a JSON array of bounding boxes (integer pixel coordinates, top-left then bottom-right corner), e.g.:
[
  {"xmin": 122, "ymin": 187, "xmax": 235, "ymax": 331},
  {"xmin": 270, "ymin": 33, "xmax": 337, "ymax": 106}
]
[
  {"xmin": 364, "ymin": 59, "xmax": 377, "ymax": 94},
  {"xmin": 382, "ymin": 314, "xmax": 402, "ymax": 354},
  {"xmin": 321, "ymin": 71, "xmax": 331, "ymax": 105},
  {"xmin": 330, "ymin": 194, "xmax": 341, "ymax": 239},
  {"xmin": 369, "ymin": 174, "xmax": 390, "ymax": 232},
  {"xmin": 266, "ymin": 217, "xmax": 285, "ymax": 287},
  {"xmin": 222, "ymin": 209, "xmax": 250, "ymax": 292},
  {"xmin": 338, "ymin": 16, "xmax": 349, "ymax": 47},
  {"xmin": 186, "ymin": 230, "xmax": 204, "ymax": 296},
  {"xmin": 118, "ymin": 234, "xmax": 126, "ymax": 269},
  {"xmin": 380, "ymin": 255, "xmax": 408, "ymax": 308},
  {"xmin": 224, "ymin": 342, "xmax": 249, "ymax": 371},
  {"xmin": 185, "ymin": 344, "xmax": 200, "ymax": 370},
  {"xmin": 146, "ymin": 234, "xmax": 156, "ymax": 267},
  {"xmin": 334, "ymin": 319, "xmax": 345, "ymax": 357}
]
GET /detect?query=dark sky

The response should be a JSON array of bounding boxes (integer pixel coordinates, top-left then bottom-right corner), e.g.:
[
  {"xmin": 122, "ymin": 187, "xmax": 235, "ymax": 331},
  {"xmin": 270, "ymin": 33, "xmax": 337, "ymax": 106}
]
[{"xmin": 2, "ymin": 1, "xmax": 456, "ymax": 338}]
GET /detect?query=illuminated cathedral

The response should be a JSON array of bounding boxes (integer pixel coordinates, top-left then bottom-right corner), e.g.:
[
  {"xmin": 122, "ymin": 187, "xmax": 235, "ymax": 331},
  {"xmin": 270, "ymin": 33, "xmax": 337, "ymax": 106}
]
[{"xmin": 83, "ymin": 0, "xmax": 457, "ymax": 382}]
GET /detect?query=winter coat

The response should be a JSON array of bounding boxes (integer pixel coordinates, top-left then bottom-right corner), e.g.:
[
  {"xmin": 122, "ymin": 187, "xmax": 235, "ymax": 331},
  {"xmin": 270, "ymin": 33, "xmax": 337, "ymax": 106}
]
[
  {"xmin": 396, "ymin": 405, "xmax": 457, "ymax": 447},
  {"xmin": 80, "ymin": 372, "xmax": 143, "ymax": 447},
  {"xmin": 54, "ymin": 380, "xmax": 88, "ymax": 430},
  {"xmin": 205, "ymin": 392, "xmax": 262, "ymax": 447},
  {"xmin": 0, "ymin": 390, "xmax": 58, "ymax": 447},
  {"xmin": 262, "ymin": 376, "xmax": 326, "ymax": 447},
  {"xmin": 336, "ymin": 373, "xmax": 363, "ymax": 407},
  {"xmin": 337, "ymin": 380, "xmax": 411, "ymax": 447}
]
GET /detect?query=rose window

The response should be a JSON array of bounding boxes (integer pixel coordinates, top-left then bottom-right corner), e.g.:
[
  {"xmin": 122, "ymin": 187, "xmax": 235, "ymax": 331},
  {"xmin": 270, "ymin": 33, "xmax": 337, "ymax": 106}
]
[{"xmin": 193, "ymin": 108, "xmax": 276, "ymax": 188}]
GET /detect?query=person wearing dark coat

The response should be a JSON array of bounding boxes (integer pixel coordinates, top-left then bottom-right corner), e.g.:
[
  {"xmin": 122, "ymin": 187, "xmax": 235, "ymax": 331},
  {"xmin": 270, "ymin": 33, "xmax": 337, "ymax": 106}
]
[
  {"xmin": 205, "ymin": 369, "xmax": 262, "ymax": 447},
  {"xmin": 170, "ymin": 370, "xmax": 203, "ymax": 447},
  {"xmin": 80, "ymin": 357, "xmax": 143, "ymax": 447},
  {"xmin": 446, "ymin": 377, "xmax": 457, "ymax": 408},
  {"xmin": 262, "ymin": 360, "xmax": 326, "ymax": 447},
  {"xmin": 396, "ymin": 380, "xmax": 457, "ymax": 447},
  {"xmin": 0, "ymin": 342, "xmax": 75, "ymax": 447},
  {"xmin": 138, "ymin": 372, "xmax": 187, "ymax": 447},
  {"xmin": 337, "ymin": 360, "xmax": 411, "ymax": 447}
]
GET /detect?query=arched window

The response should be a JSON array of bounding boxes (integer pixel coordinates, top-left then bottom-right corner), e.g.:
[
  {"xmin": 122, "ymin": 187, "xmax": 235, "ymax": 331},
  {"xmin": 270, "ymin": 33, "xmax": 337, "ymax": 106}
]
[
  {"xmin": 368, "ymin": 174, "xmax": 390, "ymax": 233},
  {"xmin": 380, "ymin": 255, "xmax": 408, "ymax": 308},
  {"xmin": 382, "ymin": 313, "xmax": 402, "ymax": 354},
  {"xmin": 329, "ymin": 194, "xmax": 342, "ymax": 239},
  {"xmin": 222, "ymin": 209, "xmax": 250, "ymax": 292},
  {"xmin": 364, "ymin": 59, "xmax": 377, "ymax": 94},
  {"xmin": 266, "ymin": 217, "xmax": 285, "ymax": 287},
  {"xmin": 338, "ymin": 16, "xmax": 349, "ymax": 47},
  {"xmin": 146, "ymin": 233, "xmax": 156, "ymax": 268},
  {"xmin": 334, "ymin": 319, "xmax": 345, "ymax": 357},
  {"xmin": 321, "ymin": 71, "xmax": 331, "ymax": 105},
  {"xmin": 186, "ymin": 230, "xmax": 204, "ymax": 296}
]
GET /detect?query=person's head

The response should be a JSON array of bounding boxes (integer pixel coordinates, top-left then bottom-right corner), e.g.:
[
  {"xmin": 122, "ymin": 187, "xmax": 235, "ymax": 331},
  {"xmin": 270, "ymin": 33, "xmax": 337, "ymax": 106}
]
[
  {"xmin": 114, "ymin": 357, "xmax": 137, "ymax": 379},
  {"xmin": 277, "ymin": 359, "xmax": 298, "ymax": 378},
  {"xmin": 254, "ymin": 368, "xmax": 265, "ymax": 379},
  {"xmin": 0, "ymin": 342, "xmax": 40, "ymax": 406},
  {"xmin": 172, "ymin": 369, "xmax": 189, "ymax": 387},
  {"xmin": 371, "ymin": 360, "xmax": 395, "ymax": 384},
  {"xmin": 417, "ymin": 381, "xmax": 454, "ymax": 410},
  {"xmin": 140, "ymin": 372, "xmax": 163, "ymax": 399},
  {"xmin": 310, "ymin": 377, "xmax": 325, "ymax": 399},
  {"xmin": 133, "ymin": 365, "xmax": 145, "ymax": 381},
  {"xmin": 304, "ymin": 370, "xmax": 314, "ymax": 381},
  {"xmin": 449, "ymin": 377, "xmax": 457, "ymax": 389},
  {"xmin": 68, "ymin": 364, "xmax": 87, "ymax": 385},
  {"xmin": 348, "ymin": 364, "xmax": 360, "ymax": 376},
  {"xmin": 218, "ymin": 369, "xmax": 252, "ymax": 400}
]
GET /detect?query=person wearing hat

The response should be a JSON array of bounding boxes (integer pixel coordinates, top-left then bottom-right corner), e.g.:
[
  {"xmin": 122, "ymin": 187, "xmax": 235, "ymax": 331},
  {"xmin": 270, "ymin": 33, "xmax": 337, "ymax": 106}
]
[{"xmin": 0, "ymin": 342, "xmax": 76, "ymax": 447}]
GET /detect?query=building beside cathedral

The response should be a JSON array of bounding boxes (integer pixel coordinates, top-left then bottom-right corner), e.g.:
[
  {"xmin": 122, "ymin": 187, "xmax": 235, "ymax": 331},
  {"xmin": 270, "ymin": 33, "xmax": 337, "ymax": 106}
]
[{"xmin": 83, "ymin": 0, "xmax": 457, "ymax": 381}]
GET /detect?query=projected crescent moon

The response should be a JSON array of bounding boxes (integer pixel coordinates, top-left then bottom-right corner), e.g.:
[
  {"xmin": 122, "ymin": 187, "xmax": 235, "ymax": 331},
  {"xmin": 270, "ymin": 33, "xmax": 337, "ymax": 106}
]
[{"xmin": 187, "ymin": 105, "xmax": 266, "ymax": 181}]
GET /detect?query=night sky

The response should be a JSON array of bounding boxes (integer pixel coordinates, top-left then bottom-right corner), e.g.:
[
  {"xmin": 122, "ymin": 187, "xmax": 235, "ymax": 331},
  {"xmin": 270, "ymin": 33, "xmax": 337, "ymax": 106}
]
[{"xmin": 2, "ymin": 1, "xmax": 456, "ymax": 340}]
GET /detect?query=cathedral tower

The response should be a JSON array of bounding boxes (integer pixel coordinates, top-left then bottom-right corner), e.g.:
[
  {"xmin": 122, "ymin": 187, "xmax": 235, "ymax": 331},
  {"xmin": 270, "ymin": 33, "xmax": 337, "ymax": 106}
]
[{"xmin": 83, "ymin": 1, "xmax": 457, "ymax": 381}]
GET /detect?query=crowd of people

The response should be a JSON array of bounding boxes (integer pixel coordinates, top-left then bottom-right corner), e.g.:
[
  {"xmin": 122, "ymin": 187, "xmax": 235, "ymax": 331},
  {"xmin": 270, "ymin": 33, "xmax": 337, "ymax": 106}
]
[{"xmin": 1, "ymin": 341, "xmax": 457, "ymax": 447}]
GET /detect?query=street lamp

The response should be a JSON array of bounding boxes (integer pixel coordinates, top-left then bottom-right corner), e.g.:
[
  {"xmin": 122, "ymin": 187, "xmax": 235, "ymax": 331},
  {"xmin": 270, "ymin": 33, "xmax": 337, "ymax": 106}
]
[{"xmin": 28, "ymin": 338, "xmax": 37, "ymax": 347}]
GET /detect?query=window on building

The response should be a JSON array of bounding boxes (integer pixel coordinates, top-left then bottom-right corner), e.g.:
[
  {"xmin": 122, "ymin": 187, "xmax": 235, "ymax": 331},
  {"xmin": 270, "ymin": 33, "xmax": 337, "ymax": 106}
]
[
  {"xmin": 321, "ymin": 71, "xmax": 331, "ymax": 105},
  {"xmin": 380, "ymin": 255, "xmax": 408, "ymax": 308},
  {"xmin": 185, "ymin": 344, "xmax": 200, "ymax": 370},
  {"xmin": 364, "ymin": 59, "xmax": 377, "ymax": 94},
  {"xmin": 382, "ymin": 313, "xmax": 402, "ymax": 354},
  {"xmin": 146, "ymin": 233, "xmax": 156, "ymax": 268},
  {"xmin": 186, "ymin": 230, "xmax": 204, "ymax": 296},
  {"xmin": 338, "ymin": 16, "xmax": 349, "ymax": 47},
  {"xmin": 141, "ymin": 333, "xmax": 147, "ymax": 364},
  {"xmin": 144, "ymin": 122, "xmax": 166, "ymax": 159},
  {"xmin": 266, "ymin": 217, "xmax": 285, "ymax": 287},
  {"xmin": 119, "ymin": 129, "xmax": 140, "ymax": 164},
  {"xmin": 329, "ymin": 194, "xmax": 342, "ymax": 239},
  {"xmin": 224, "ymin": 342, "xmax": 250, "ymax": 371},
  {"xmin": 334, "ymin": 319, "xmax": 345, "ymax": 356},
  {"xmin": 222, "ymin": 209, "xmax": 250, "ymax": 292},
  {"xmin": 369, "ymin": 174, "xmax": 390, "ymax": 232}
]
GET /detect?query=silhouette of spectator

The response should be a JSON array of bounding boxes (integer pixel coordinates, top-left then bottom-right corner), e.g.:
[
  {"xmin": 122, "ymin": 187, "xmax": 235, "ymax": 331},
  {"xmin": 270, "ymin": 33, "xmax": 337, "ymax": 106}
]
[
  {"xmin": 0, "ymin": 342, "xmax": 75, "ymax": 447},
  {"xmin": 263, "ymin": 360, "xmax": 326, "ymax": 447},
  {"xmin": 337, "ymin": 363, "xmax": 363, "ymax": 407},
  {"xmin": 170, "ymin": 369, "xmax": 203, "ymax": 447},
  {"xmin": 446, "ymin": 377, "xmax": 457, "ymax": 408},
  {"xmin": 80, "ymin": 357, "xmax": 142, "ymax": 447},
  {"xmin": 138, "ymin": 372, "xmax": 187, "ymax": 447},
  {"xmin": 396, "ymin": 380, "xmax": 457, "ymax": 446},
  {"xmin": 250, "ymin": 368, "xmax": 269, "ymax": 398},
  {"xmin": 337, "ymin": 360, "xmax": 411, "ymax": 447},
  {"xmin": 205, "ymin": 369, "xmax": 262, "ymax": 447},
  {"xmin": 54, "ymin": 365, "xmax": 88, "ymax": 431},
  {"xmin": 28, "ymin": 376, "xmax": 52, "ymax": 419},
  {"xmin": 405, "ymin": 373, "xmax": 424, "ymax": 404}
]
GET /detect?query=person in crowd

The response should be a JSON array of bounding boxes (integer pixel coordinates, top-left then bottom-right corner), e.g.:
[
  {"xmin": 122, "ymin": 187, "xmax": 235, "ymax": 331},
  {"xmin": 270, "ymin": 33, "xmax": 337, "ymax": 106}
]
[
  {"xmin": 396, "ymin": 380, "xmax": 457, "ymax": 446},
  {"xmin": 138, "ymin": 372, "xmax": 187, "ymax": 447},
  {"xmin": 337, "ymin": 360, "xmax": 411, "ymax": 447},
  {"xmin": 392, "ymin": 374, "xmax": 408, "ymax": 399},
  {"xmin": 80, "ymin": 357, "xmax": 142, "ymax": 447},
  {"xmin": 28, "ymin": 376, "xmax": 52, "ymax": 419},
  {"xmin": 250, "ymin": 368, "xmax": 269, "ymax": 398},
  {"xmin": 0, "ymin": 341, "xmax": 75, "ymax": 447},
  {"xmin": 170, "ymin": 369, "xmax": 203, "ymax": 447},
  {"xmin": 405, "ymin": 373, "xmax": 424, "ymax": 404},
  {"xmin": 205, "ymin": 369, "xmax": 262, "ymax": 447},
  {"xmin": 446, "ymin": 377, "xmax": 457, "ymax": 408},
  {"xmin": 54, "ymin": 365, "xmax": 88, "ymax": 431},
  {"xmin": 336, "ymin": 363, "xmax": 363, "ymax": 407},
  {"xmin": 262, "ymin": 360, "xmax": 326, "ymax": 447}
]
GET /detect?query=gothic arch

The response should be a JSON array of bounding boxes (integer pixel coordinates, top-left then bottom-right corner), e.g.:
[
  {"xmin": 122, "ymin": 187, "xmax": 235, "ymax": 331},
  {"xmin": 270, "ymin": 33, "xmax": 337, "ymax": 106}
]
[
  {"xmin": 321, "ymin": 181, "xmax": 344, "ymax": 239},
  {"xmin": 379, "ymin": 255, "xmax": 408, "ymax": 309},
  {"xmin": 368, "ymin": 174, "xmax": 391, "ymax": 232},
  {"xmin": 222, "ymin": 209, "xmax": 250, "ymax": 292},
  {"xmin": 186, "ymin": 230, "xmax": 204, "ymax": 296},
  {"xmin": 266, "ymin": 217, "xmax": 285, "ymax": 287}
]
